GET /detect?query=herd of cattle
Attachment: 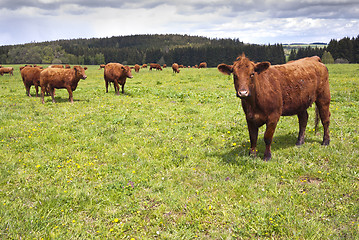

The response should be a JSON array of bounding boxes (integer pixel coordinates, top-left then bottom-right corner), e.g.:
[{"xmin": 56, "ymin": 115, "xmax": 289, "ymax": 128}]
[{"xmin": 0, "ymin": 56, "xmax": 331, "ymax": 160}]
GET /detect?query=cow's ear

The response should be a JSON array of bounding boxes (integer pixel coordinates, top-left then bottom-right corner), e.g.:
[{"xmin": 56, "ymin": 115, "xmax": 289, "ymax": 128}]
[
  {"xmin": 217, "ymin": 64, "xmax": 233, "ymax": 75},
  {"xmin": 254, "ymin": 62, "xmax": 270, "ymax": 74}
]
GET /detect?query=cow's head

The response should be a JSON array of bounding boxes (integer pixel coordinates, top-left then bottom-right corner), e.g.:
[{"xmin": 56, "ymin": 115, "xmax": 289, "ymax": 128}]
[
  {"xmin": 74, "ymin": 66, "xmax": 87, "ymax": 80},
  {"xmin": 122, "ymin": 66, "xmax": 133, "ymax": 79},
  {"xmin": 218, "ymin": 54, "xmax": 270, "ymax": 98}
]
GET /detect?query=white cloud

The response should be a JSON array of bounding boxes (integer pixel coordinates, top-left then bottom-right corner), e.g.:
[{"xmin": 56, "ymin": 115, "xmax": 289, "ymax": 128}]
[{"xmin": 0, "ymin": 0, "xmax": 358, "ymax": 45}]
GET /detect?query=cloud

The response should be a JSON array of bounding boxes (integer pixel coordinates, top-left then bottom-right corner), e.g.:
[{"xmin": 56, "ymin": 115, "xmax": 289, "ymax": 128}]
[{"xmin": 0, "ymin": 0, "xmax": 358, "ymax": 46}]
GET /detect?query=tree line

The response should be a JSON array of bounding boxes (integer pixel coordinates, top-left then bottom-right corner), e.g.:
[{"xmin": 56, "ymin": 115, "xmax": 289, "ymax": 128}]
[
  {"xmin": 0, "ymin": 34, "xmax": 285, "ymax": 66},
  {"xmin": 288, "ymin": 35, "xmax": 359, "ymax": 63},
  {"xmin": 1, "ymin": 34, "xmax": 358, "ymax": 66}
]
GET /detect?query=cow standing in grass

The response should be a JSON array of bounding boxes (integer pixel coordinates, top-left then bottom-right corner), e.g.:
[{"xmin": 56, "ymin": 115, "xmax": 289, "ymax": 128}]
[
  {"xmin": 172, "ymin": 63, "xmax": 180, "ymax": 73},
  {"xmin": 40, "ymin": 65, "xmax": 87, "ymax": 103},
  {"xmin": 21, "ymin": 66, "xmax": 42, "ymax": 97},
  {"xmin": 104, "ymin": 63, "xmax": 133, "ymax": 95},
  {"xmin": 218, "ymin": 54, "xmax": 330, "ymax": 161},
  {"xmin": 0, "ymin": 67, "xmax": 14, "ymax": 76}
]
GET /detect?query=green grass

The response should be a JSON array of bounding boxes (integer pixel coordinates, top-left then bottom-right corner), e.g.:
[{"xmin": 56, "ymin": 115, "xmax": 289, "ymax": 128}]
[{"xmin": 0, "ymin": 64, "xmax": 358, "ymax": 239}]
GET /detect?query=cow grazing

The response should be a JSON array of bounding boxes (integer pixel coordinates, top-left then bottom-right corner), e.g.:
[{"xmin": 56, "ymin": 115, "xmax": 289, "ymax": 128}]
[
  {"xmin": 142, "ymin": 64, "xmax": 147, "ymax": 68},
  {"xmin": 218, "ymin": 54, "xmax": 330, "ymax": 161},
  {"xmin": 40, "ymin": 66, "xmax": 87, "ymax": 103},
  {"xmin": 0, "ymin": 67, "xmax": 14, "ymax": 76},
  {"xmin": 172, "ymin": 63, "xmax": 180, "ymax": 73},
  {"xmin": 199, "ymin": 62, "xmax": 207, "ymax": 68},
  {"xmin": 149, "ymin": 63, "xmax": 162, "ymax": 71},
  {"xmin": 49, "ymin": 65, "xmax": 64, "ymax": 68},
  {"xmin": 104, "ymin": 63, "xmax": 133, "ymax": 95},
  {"xmin": 21, "ymin": 66, "xmax": 42, "ymax": 97},
  {"xmin": 65, "ymin": 64, "xmax": 71, "ymax": 69},
  {"xmin": 134, "ymin": 64, "xmax": 140, "ymax": 73},
  {"xmin": 99, "ymin": 64, "xmax": 105, "ymax": 70}
]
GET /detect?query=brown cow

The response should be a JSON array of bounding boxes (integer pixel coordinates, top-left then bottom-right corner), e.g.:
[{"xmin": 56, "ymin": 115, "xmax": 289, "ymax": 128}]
[
  {"xmin": 49, "ymin": 65, "xmax": 64, "ymax": 68},
  {"xmin": 134, "ymin": 64, "xmax": 140, "ymax": 73},
  {"xmin": 0, "ymin": 67, "xmax": 14, "ymax": 76},
  {"xmin": 218, "ymin": 54, "xmax": 330, "ymax": 161},
  {"xmin": 40, "ymin": 66, "xmax": 87, "ymax": 103},
  {"xmin": 142, "ymin": 64, "xmax": 147, "ymax": 68},
  {"xmin": 199, "ymin": 62, "xmax": 207, "ymax": 68},
  {"xmin": 149, "ymin": 63, "xmax": 162, "ymax": 71},
  {"xmin": 172, "ymin": 63, "xmax": 180, "ymax": 73},
  {"xmin": 104, "ymin": 63, "xmax": 133, "ymax": 95},
  {"xmin": 65, "ymin": 64, "xmax": 71, "ymax": 69},
  {"xmin": 99, "ymin": 64, "xmax": 105, "ymax": 70},
  {"xmin": 21, "ymin": 66, "xmax": 42, "ymax": 97}
]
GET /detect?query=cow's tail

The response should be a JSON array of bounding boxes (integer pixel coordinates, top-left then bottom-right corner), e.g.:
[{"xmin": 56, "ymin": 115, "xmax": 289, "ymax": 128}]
[{"xmin": 314, "ymin": 104, "xmax": 320, "ymax": 133}]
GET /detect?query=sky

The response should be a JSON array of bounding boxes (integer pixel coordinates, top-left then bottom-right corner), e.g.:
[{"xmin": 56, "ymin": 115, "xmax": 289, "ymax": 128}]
[{"xmin": 0, "ymin": 0, "xmax": 358, "ymax": 46}]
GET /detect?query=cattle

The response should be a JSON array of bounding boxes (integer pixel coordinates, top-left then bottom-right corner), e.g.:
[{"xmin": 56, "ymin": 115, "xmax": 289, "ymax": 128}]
[
  {"xmin": 99, "ymin": 64, "xmax": 105, "ymax": 70},
  {"xmin": 49, "ymin": 65, "xmax": 64, "ymax": 68},
  {"xmin": 134, "ymin": 64, "xmax": 140, "ymax": 73},
  {"xmin": 199, "ymin": 62, "xmax": 207, "ymax": 68},
  {"xmin": 21, "ymin": 66, "xmax": 42, "ymax": 97},
  {"xmin": 142, "ymin": 64, "xmax": 147, "ymax": 68},
  {"xmin": 65, "ymin": 64, "xmax": 71, "ymax": 69},
  {"xmin": 172, "ymin": 63, "xmax": 180, "ymax": 73},
  {"xmin": 40, "ymin": 66, "xmax": 87, "ymax": 103},
  {"xmin": 218, "ymin": 54, "xmax": 330, "ymax": 161},
  {"xmin": 149, "ymin": 63, "xmax": 162, "ymax": 71},
  {"xmin": 104, "ymin": 63, "xmax": 133, "ymax": 95},
  {"xmin": 0, "ymin": 67, "xmax": 14, "ymax": 76},
  {"xmin": 163, "ymin": 64, "xmax": 167, "ymax": 68}
]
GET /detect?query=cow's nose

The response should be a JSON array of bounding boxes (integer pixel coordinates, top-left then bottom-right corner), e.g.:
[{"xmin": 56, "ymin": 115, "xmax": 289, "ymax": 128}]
[{"xmin": 238, "ymin": 90, "xmax": 249, "ymax": 98}]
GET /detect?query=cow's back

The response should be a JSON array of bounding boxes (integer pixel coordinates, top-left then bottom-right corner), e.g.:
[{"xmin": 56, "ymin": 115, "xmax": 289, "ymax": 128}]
[{"xmin": 269, "ymin": 56, "xmax": 329, "ymax": 116}]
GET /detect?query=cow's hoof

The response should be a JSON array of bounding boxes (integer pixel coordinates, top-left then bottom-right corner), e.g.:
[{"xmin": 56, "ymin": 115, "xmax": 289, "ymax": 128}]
[{"xmin": 322, "ymin": 139, "xmax": 330, "ymax": 146}]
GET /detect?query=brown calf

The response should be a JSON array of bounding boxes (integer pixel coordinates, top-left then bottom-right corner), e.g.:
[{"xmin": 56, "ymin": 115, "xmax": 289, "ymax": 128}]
[
  {"xmin": 104, "ymin": 63, "xmax": 133, "ymax": 95},
  {"xmin": 0, "ymin": 67, "xmax": 14, "ymax": 76},
  {"xmin": 40, "ymin": 66, "xmax": 87, "ymax": 103},
  {"xmin": 218, "ymin": 54, "xmax": 330, "ymax": 161},
  {"xmin": 172, "ymin": 63, "xmax": 180, "ymax": 73},
  {"xmin": 21, "ymin": 66, "xmax": 42, "ymax": 97}
]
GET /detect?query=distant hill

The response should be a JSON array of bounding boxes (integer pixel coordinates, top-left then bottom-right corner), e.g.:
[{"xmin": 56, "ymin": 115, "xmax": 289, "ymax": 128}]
[{"xmin": 0, "ymin": 34, "xmax": 286, "ymax": 66}]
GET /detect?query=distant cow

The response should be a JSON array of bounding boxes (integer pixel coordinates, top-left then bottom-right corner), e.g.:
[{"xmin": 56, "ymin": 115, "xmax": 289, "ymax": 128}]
[
  {"xmin": 199, "ymin": 62, "xmax": 207, "ymax": 68},
  {"xmin": 40, "ymin": 66, "xmax": 87, "ymax": 103},
  {"xmin": 21, "ymin": 66, "xmax": 42, "ymax": 97},
  {"xmin": 65, "ymin": 64, "xmax": 71, "ymax": 69},
  {"xmin": 99, "ymin": 64, "xmax": 105, "ymax": 70},
  {"xmin": 142, "ymin": 64, "xmax": 147, "ymax": 68},
  {"xmin": 134, "ymin": 64, "xmax": 140, "ymax": 73},
  {"xmin": 104, "ymin": 63, "xmax": 133, "ymax": 95},
  {"xmin": 172, "ymin": 63, "xmax": 180, "ymax": 73},
  {"xmin": 149, "ymin": 63, "xmax": 162, "ymax": 71},
  {"xmin": 48, "ymin": 65, "xmax": 64, "ymax": 68},
  {"xmin": 218, "ymin": 54, "xmax": 330, "ymax": 161},
  {"xmin": 0, "ymin": 67, "xmax": 14, "ymax": 76}
]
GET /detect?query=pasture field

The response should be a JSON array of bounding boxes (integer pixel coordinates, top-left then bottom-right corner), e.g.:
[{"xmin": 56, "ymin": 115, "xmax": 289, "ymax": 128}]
[{"xmin": 0, "ymin": 64, "xmax": 358, "ymax": 239}]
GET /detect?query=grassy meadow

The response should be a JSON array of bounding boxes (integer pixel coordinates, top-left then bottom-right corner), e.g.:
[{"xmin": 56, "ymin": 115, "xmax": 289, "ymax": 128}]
[{"xmin": 0, "ymin": 64, "xmax": 358, "ymax": 239}]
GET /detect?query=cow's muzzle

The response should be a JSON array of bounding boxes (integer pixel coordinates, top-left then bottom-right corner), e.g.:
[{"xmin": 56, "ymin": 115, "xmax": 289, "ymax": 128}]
[{"xmin": 237, "ymin": 90, "xmax": 250, "ymax": 98}]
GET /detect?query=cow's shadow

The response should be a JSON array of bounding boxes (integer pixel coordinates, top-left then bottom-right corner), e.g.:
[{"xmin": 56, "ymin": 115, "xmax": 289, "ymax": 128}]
[{"xmin": 210, "ymin": 132, "xmax": 321, "ymax": 165}]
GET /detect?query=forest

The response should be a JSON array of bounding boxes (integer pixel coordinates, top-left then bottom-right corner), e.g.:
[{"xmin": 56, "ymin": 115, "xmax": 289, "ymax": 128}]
[{"xmin": 0, "ymin": 34, "xmax": 358, "ymax": 66}]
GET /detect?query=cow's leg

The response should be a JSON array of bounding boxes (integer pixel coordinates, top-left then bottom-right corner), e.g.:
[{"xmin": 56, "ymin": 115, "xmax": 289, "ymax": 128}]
[
  {"xmin": 114, "ymin": 81, "xmax": 120, "ymax": 95},
  {"xmin": 41, "ymin": 86, "xmax": 46, "ymax": 104},
  {"xmin": 247, "ymin": 121, "xmax": 259, "ymax": 157},
  {"xmin": 263, "ymin": 117, "xmax": 279, "ymax": 161},
  {"xmin": 296, "ymin": 110, "xmax": 308, "ymax": 145},
  {"xmin": 35, "ymin": 84, "xmax": 39, "ymax": 97},
  {"xmin": 26, "ymin": 85, "xmax": 31, "ymax": 97},
  {"xmin": 316, "ymin": 100, "xmax": 330, "ymax": 145},
  {"xmin": 121, "ymin": 84, "xmax": 125, "ymax": 94},
  {"xmin": 66, "ymin": 87, "xmax": 74, "ymax": 103},
  {"xmin": 50, "ymin": 88, "xmax": 56, "ymax": 103},
  {"xmin": 105, "ymin": 80, "xmax": 109, "ymax": 93}
]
